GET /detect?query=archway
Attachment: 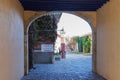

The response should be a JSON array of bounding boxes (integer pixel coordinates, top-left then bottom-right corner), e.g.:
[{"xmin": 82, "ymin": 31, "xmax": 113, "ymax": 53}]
[{"xmin": 25, "ymin": 11, "xmax": 96, "ymax": 74}]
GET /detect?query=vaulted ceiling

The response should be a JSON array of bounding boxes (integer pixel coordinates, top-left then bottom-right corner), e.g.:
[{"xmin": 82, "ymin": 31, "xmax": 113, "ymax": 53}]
[{"xmin": 19, "ymin": 0, "xmax": 109, "ymax": 11}]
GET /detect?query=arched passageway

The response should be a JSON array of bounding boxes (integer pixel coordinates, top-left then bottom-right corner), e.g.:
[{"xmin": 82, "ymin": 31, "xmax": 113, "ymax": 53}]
[
  {"xmin": 23, "ymin": 12, "xmax": 99, "ymax": 80},
  {"xmin": 26, "ymin": 12, "xmax": 95, "ymax": 71}
]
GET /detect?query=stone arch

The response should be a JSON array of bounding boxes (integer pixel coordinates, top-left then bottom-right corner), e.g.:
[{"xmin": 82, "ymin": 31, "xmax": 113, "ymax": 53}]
[{"xmin": 24, "ymin": 11, "xmax": 96, "ymax": 74}]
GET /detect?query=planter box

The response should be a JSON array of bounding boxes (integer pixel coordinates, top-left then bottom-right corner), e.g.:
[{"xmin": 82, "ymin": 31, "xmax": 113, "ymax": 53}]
[{"xmin": 33, "ymin": 52, "xmax": 54, "ymax": 64}]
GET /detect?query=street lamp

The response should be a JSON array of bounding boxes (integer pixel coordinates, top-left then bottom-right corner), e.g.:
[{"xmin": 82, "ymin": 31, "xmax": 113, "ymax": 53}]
[{"xmin": 57, "ymin": 27, "xmax": 65, "ymax": 35}]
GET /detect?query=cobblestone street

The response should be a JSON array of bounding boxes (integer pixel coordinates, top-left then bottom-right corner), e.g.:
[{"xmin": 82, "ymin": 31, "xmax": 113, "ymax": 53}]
[{"xmin": 22, "ymin": 53, "xmax": 106, "ymax": 80}]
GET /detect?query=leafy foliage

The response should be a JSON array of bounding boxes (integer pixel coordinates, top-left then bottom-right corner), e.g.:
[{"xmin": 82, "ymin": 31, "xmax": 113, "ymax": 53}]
[
  {"xmin": 31, "ymin": 15, "xmax": 57, "ymax": 44},
  {"xmin": 72, "ymin": 36, "xmax": 91, "ymax": 53},
  {"xmin": 82, "ymin": 36, "xmax": 91, "ymax": 53}
]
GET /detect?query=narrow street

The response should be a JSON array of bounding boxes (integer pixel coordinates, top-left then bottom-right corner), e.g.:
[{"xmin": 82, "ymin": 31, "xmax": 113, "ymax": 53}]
[{"xmin": 22, "ymin": 52, "xmax": 106, "ymax": 80}]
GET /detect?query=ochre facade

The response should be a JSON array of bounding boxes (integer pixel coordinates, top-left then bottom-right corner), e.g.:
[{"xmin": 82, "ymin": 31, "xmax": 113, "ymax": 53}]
[
  {"xmin": 97, "ymin": 0, "xmax": 120, "ymax": 80},
  {"xmin": 0, "ymin": 0, "xmax": 120, "ymax": 80},
  {"xmin": 0, "ymin": 0, "xmax": 24, "ymax": 80}
]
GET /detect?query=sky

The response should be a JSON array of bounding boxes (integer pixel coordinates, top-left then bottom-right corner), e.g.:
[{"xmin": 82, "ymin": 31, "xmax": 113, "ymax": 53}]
[{"xmin": 57, "ymin": 13, "xmax": 92, "ymax": 37}]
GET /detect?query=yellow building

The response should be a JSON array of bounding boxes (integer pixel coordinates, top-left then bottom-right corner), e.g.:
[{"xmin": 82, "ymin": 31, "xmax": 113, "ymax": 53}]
[{"xmin": 1, "ymin": 0, "xmax": 120, "ymax": 80}]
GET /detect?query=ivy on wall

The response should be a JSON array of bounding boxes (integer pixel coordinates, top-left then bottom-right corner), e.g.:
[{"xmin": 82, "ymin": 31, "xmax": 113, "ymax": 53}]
[
  {"xmin": 28, "ymin": 13, "xmax": 61, "ymax": 69},
  {"xmin": 73, "ymin": 36, "xmax": 91, "ymax": 53},
  {"xmin": 82, "ymin": 36, "xmax": 91, "ymax": 53},
  {"xmin": 31, "ymin": 15, "xmax": 57, "ymax": 44}
]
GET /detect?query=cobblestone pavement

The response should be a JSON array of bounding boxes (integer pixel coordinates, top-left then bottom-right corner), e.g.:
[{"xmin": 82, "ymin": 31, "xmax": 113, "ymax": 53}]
[{"xmin": 22, "ymin": 53, "xmax": 106, "ymax": 80}]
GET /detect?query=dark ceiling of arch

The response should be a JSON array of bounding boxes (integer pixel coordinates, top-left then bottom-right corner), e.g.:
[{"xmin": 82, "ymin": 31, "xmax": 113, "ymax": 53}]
[{"xmin": 19, "ymin": 0, "xmax": 109, "ymax": 11}]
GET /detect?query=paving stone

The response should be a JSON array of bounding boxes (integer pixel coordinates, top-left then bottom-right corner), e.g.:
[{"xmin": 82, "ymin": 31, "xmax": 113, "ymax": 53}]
[{"xmin": 22, "ymin": 53, "xmax": 106, "ymax": 80}]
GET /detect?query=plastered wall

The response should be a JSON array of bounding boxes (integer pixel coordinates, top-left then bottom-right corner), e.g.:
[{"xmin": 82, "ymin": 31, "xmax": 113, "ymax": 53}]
[
  {"xmin": 0, "ymin": 0, "xmax": 24, "ymax": 80},
  {"xmin": 24, "ymin": 11, "xmax": 96, "ymax": 29},
  {"xmin": 97, "ymin": 0, "xmax": 120, "ymax": 80}
]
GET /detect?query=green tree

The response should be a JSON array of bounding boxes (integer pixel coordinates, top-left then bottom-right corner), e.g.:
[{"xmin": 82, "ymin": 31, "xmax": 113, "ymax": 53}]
[{"xmin": 82, "ymin": 36, "xmax": 91, "ymax": 53}]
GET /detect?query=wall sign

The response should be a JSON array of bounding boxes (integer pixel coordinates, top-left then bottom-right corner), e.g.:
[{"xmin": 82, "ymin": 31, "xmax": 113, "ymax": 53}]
[{"xmin": 41, "ymin": 44, "xmax": 54, "ymax": 52}]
